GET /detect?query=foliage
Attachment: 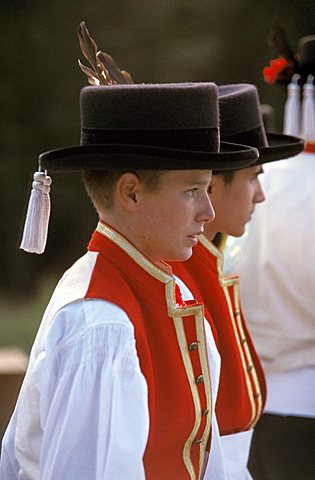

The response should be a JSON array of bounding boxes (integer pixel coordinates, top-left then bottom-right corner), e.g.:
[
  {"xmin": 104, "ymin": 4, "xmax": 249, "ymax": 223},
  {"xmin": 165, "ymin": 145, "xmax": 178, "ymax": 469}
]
[
  {"xmin": 1, "ymin": 0, "xmax": 315, "ymax": 305},
  {"xmin": 0, "ymin": 278, "xmax": 57, "ymax": 353}
]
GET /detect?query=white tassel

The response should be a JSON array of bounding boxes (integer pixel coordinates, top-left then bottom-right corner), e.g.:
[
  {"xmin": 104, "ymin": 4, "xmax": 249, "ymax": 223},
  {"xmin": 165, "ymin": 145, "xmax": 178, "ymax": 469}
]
[
  {"xmin": 20, "ymin": 171, "xmax": 52, "ymax": 254},
  {"xmin": 283, "ymin": 74, "xmax": 301, "ymax": 136},
  {"xmin": 300, "ymin": 74, "xmax": 315, "ymax": 141}
]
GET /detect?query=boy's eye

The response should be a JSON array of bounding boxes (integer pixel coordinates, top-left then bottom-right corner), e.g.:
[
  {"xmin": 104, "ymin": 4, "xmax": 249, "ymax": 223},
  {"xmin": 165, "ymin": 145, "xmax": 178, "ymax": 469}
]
[{"xmin": 187, "ymin": 188, "xmax": 198, "ymax": 196}]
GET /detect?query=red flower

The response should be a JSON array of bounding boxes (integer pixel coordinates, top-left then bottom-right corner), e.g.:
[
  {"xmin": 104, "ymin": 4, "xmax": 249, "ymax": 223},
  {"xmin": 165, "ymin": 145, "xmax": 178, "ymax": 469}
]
[{"xmin": 263, "ymin": 57, "xmax": 289, "ymax": 84}]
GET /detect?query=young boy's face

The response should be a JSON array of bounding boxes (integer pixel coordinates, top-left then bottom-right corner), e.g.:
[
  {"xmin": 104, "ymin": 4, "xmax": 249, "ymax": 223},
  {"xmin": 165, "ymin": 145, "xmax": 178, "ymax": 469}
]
[
  {"xmin": 136, "ymin": 169, "xmax": 214, "ymax": 262},
  {"xmin": 208, "ymin": 165, "xmax": 265, "ymax": 237}
]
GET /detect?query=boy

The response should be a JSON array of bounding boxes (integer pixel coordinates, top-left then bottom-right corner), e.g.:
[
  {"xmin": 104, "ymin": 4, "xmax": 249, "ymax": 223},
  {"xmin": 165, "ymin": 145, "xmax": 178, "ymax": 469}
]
[
  {"xmin": 172, "ymin": 83, "xmax": 303, "ymax": 479},
  {"xmin": 0, "ymin": 83, "xmax": 258, "ymax": 479}
]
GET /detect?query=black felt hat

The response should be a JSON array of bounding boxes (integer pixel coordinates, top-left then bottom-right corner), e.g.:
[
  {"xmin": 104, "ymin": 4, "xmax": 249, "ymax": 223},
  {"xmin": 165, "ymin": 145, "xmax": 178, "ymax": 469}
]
[
  {"xmin": 218, "ymin": 84, "xmax": 304, "ymax": 164},
  {"xmin": 39, "ymin": 83, "xmax": 258, "ymax": 172},
  {"xmin": 297, "ymin": 35, "xmax": 315, "ymax": 83}
]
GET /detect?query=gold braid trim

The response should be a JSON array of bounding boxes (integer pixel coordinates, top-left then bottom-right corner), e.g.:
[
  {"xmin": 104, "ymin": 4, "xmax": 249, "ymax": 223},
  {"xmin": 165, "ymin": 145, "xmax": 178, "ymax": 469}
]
[{"xmin": 97, "ymin": 223, "xmax": 213, "ymax": 478}]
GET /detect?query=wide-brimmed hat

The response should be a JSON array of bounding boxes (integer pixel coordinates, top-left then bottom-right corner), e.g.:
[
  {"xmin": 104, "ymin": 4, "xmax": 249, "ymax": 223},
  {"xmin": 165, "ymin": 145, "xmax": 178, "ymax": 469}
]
[
  {"xmin": 39, "ymin": 83, "xmax": 258, "ymax": 172},
  {"xmin": 218, "ymin": 83, "xmax": 304, "ymax": 164}
]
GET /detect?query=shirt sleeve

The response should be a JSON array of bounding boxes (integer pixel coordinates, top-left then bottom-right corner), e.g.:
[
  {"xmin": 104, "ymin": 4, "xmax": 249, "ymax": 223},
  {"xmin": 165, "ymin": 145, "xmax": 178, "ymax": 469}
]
[{"xmin": 32, "ymin": 299, "xmax": 149, "ymax": 480}]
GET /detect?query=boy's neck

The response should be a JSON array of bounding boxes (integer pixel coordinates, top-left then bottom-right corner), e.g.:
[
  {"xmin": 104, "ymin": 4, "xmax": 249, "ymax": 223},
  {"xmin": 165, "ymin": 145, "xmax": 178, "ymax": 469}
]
[{"xmin": 98, "ymin": 218, "xmax": 173, "ymax": 274}]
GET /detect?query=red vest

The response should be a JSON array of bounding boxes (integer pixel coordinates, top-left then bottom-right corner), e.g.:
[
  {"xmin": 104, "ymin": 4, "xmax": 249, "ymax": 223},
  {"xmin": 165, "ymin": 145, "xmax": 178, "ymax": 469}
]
[
  {"xmin": 172, "ymin": 236, "xmax": 266, "ymax": 435},
  {"xmin": 86, "ymin": 223, "xmax": 213, "ymax": 479}
]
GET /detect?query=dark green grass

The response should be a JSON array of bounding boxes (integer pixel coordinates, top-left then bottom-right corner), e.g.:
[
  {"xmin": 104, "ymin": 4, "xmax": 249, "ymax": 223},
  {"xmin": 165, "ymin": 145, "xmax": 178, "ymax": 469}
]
[{"xmin": 0, "ymin": 279, "xmax": 57, "ymax": 354}]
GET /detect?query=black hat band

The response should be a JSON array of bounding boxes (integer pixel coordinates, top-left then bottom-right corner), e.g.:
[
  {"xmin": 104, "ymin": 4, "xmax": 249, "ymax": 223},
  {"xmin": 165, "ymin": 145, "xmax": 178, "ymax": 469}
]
[
  {"xmin": 222, "ymin": 125, "xmax": 268, "ymax": 149},
  {"xmin": 81, "ymin": 127, "xmax": 219, "ymax": 152}
]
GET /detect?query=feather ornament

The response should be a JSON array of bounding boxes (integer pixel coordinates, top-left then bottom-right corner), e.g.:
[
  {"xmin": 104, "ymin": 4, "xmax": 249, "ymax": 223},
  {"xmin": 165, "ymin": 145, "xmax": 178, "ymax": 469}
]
[
  {"xmin": 269, "ymin": 19, "xmax": 297, "ymax": 68},
  {"xmin": 263, "ymin": 19, "xmax": 299, "ymax": 86},
  {"xmin": 97, "ymin": 51, "xmax": 133, "ymax": 84},
  {"xmin": 77, "ymin": 21, "xmax": 133, "ymax": 85},
  {"xmin": 77, "ymin": 21, "xmax": 113, "ymax": 85}
]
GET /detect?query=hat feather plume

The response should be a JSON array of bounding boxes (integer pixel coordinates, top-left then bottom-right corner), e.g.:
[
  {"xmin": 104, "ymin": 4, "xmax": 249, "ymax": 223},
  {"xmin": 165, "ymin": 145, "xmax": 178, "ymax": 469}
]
[
  {"xmin": 97, "ymin": 51, "xmax": 133, "ymax": 84},
  {"xmin": 78, "ymin": 21, "xmax": 133, "ymax": 85},
  {"xmin": 269, "ymin": 19, "xmax": 297, "ymax": 67}
]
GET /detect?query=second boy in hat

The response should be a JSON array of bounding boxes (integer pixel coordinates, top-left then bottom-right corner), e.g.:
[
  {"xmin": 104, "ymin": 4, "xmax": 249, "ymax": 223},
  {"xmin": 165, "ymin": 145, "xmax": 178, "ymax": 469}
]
[{"xmin": 172, "ymin": 83, "xmax": 303, "ymax": 479}]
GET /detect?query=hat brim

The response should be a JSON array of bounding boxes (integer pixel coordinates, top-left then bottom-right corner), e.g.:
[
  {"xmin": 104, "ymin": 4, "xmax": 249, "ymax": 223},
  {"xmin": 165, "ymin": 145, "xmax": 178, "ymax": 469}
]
[
  {"xmin": 256, "ymin": 133, "xmax": 304, "ymax": 164},
  {"xmin": 39, "ymin": 142, "xmax": 258, "ymax": 172}
]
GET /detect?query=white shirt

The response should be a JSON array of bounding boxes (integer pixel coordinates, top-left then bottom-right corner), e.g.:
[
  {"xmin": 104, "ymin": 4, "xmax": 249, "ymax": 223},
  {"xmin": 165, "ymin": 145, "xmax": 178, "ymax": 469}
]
[
  {"xmin": 226, "ymin": 152, "xmax": 315, "ymax": 418},
  {"xmin": 220, "ymin": 431, "xmax": 253, "ymax": 480},
  {"xmin": 1, "ymin": 258, "xmax": 225, "ymax": 479}
]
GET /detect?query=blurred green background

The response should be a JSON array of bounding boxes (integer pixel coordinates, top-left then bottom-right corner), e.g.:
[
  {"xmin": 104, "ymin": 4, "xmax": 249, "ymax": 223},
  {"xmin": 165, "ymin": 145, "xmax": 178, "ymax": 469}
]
[{"xmin": 1, "ymin": 0, "xmax": 314, "ymax": 353}]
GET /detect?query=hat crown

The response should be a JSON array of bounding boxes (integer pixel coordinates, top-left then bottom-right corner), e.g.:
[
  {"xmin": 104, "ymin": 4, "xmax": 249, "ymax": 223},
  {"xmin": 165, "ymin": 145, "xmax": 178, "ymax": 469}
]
[
  {"xmin": 80, "ymin": 83, "xmax": 221, "ymax": 154},
  {"xmin": 81, "ymin": 83, "xmax": 218, "ymax": 131},
  {"xmin": 218, "ymin": 84, "xmax": 268, "ymax": 148},
  {"xmin": 218, "ymin": 83, "xmax": 304, "ymax": 164},
  {"xmin": 298, "ymin": 35, "xmax": 315, "ymax": 65}
]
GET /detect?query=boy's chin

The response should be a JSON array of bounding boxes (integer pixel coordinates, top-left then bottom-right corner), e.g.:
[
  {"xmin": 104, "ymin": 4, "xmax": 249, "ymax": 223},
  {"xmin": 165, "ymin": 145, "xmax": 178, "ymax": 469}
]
[
  {"xmin": 168, "ymin": 249, "xmax": 193, "ymax": 263},
  {"xmin": 228, "ymin": 226, "xmax": 246, "ymax": 238}
]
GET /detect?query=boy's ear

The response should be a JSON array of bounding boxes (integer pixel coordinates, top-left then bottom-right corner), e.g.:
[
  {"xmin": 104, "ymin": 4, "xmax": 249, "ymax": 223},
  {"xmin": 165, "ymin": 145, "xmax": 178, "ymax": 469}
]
[{"xmin": 115, "ymin": 172, "xmax": 141, "ymax": 210}]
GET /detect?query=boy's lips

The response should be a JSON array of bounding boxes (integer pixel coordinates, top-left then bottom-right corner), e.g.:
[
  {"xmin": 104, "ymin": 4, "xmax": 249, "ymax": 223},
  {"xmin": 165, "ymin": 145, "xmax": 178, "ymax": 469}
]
[
  {"xmin": 188, "ymin": 231, "xmax": 202, "ymax": 238},
  {"xmin": 187, "ymin": 231, "xmax": 204, "ymax": 244}
]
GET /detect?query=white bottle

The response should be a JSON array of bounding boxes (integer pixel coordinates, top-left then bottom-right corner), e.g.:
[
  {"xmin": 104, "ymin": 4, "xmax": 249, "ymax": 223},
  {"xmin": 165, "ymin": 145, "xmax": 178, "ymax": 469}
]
[
  {"xmin": 283, "ymin": 73, "xmax": 301, "ymax": 136},
  {"xmin": 300, "ymin": 74, "xmax": 315, "ymax": 141}
]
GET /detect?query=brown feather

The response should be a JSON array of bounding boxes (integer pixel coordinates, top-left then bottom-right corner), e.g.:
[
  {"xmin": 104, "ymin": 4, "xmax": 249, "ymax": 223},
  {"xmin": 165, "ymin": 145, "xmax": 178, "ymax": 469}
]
[
  {"xmin": 77, "ymin": 60, "xmax": 99, "ymax": 85},
  {"xmin": 77, "ymin": 21, "xmax": 133, "ymax": 86},
  {"xmin": 77, "ymin": 21, "xmax": 116, "ymax": 85},
  {"xmin": 97, "ymin": 51, "xmax": 134, "ymax": 84},
  {"xmin": 120, "ymin": 70, "xmax": 134, "ymax": 84},
  {"xmin": 78, "ymin": 22, "xmax": 99, "ymax": 72}
]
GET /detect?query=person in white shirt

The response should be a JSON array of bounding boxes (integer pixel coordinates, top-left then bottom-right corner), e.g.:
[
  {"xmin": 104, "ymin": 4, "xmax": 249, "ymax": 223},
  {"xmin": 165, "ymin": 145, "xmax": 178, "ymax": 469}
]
[
  {"xmin": 228, "ymin": 149, "xmax": 315, "ymax": 480},
  {"xmin": 227, "ymin": 34, "xmax": 315, "ymax": 477},
  {"xmin": 0, "ymin": 82, "xmax": 259, "ymax": 479},
  {"xmin": 171, "ymin": 83, "xmax": 303, "ymax": 480}
]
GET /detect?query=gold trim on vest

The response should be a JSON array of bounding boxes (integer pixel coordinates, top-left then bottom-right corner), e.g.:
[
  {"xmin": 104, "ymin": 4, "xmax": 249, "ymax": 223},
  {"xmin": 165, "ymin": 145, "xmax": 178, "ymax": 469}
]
[
  {"xmin": 198, "ymin": 235, "xmax": 263, "ymax": 429},
  {"xmin": 231, "ymin": 281, "xmax": 263, "ymax": 428},
  {"xmin": 96, "ymin": 222, "xmax": 173, "ymax": 283},
  {"xmin": 97, "ymin": 222, "xmax": 213, "ymax": 479},
  {"xmin": 169, "ymin": 299, "xmax": 212, "ymax": 479}
]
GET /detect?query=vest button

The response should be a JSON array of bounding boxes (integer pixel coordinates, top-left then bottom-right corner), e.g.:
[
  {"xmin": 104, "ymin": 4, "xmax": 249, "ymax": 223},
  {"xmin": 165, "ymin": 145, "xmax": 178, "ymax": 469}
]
[
  {"xmin": 202, "ymin": 408, "xmax": 210, "ymax": 416},
  {"xmin": 189, "ymin": 341, "xmax": 198, "ymax": 351},
  {"xmin": 193, "ymin": 438, "xmax": 203, "ymax": 445},
  {"xmin": 247, "ymin": 365, "xmax": 254, "ymax": 372},
  {"xmin": 196, "ymin": 374, "xmax": 204, "ymax": 384},
  {"xmin": 241, "ymin": 337, "xmax": 247, "ymax": 345},
  {"xmin": 254, "ymin": 392, "xmax": 261, "ymax": 399}
]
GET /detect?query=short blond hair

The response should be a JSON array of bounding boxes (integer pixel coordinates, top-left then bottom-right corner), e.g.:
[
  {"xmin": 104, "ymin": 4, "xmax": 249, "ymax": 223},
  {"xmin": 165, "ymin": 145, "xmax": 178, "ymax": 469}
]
[{"xmin": 82, "ymin": 170, "xmax": 163, "ymax": 211}]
